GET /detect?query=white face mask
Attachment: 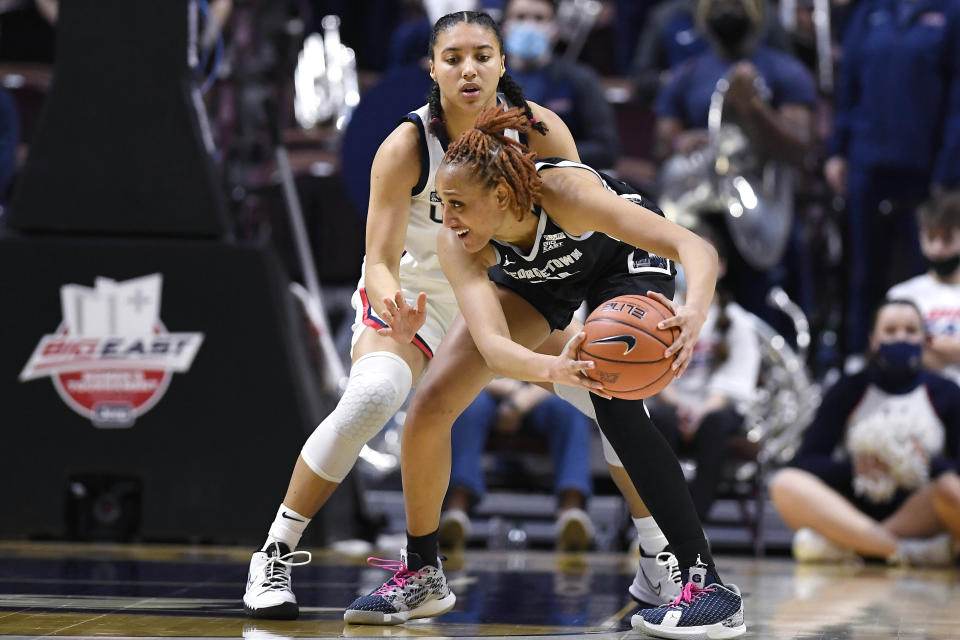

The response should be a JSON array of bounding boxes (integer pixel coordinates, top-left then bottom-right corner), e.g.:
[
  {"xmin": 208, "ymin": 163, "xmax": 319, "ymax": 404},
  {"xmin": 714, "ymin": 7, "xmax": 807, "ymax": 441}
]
[{"xmin": 504, "ymin": 20, "xmax": 553, "ymax": 61}]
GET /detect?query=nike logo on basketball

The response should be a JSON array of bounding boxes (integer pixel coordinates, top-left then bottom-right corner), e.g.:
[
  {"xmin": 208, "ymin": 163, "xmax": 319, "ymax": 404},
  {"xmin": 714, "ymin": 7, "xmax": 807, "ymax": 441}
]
[
  {"xmin": 589, "ymin": 334, "xmax": 638, "ymax": 355},
  {"xmin": 281, "ymin": 512, "xmax": 305, "ymax": 522}
]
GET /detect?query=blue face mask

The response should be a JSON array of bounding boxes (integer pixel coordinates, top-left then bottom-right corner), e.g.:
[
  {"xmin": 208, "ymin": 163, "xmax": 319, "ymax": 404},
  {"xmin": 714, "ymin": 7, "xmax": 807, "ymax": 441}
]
[
  {"xmin": 872, "ymin": 341, "xmax": 923, "ymax": 388},
  {"xmin": 505, "ymin": 23, "xmax": 551, "ymax": 61}
]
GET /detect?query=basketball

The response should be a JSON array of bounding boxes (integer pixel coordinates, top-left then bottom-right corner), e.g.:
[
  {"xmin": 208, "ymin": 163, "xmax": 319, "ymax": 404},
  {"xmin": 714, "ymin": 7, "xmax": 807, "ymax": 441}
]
[{"xmin": 577, "ymin": 295, "xmax": 679, "ymax": 400}]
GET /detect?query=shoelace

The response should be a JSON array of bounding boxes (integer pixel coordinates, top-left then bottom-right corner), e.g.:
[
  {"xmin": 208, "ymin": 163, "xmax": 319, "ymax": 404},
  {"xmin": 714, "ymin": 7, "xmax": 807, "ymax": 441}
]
[
  {"xmin": 261, "ymin": 549, "xmax": 312, "ymax": 590},
  {"xmin": 367, "ymin": 557, "xmax": 428, "ymax": 595},
  {"xmin": 667, "ymin": 581, "xmax": 715, "ymax": 607},
  {"xmin": 655, "ymin": 551, "xmax": 681, "ymax": 585}
]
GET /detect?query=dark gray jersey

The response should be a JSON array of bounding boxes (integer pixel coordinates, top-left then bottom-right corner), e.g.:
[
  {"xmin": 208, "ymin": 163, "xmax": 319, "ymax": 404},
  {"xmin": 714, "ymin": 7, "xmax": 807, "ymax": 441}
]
[{"xmin": 488, "ymin": 159, "xmax": 676, "ymax": 329}]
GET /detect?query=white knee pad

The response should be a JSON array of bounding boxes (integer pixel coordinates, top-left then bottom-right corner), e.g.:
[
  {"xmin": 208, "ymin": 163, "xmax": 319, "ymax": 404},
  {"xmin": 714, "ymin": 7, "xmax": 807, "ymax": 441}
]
[
  {"xmin": 553, "ymin": 383, "xmax": 623, "ymax": 467},
  {"xmin": 301, "ymin": 351, "xmax": 412, "ymax": 482}
]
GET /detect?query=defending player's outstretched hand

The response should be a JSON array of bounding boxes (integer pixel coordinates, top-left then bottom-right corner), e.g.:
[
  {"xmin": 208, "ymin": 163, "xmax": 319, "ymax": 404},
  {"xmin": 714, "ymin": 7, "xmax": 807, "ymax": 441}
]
[
  {"xmin": 645, "ymin": 290, "xmax": 705, "ymax": 378},
  {"xmin": 377, "ymin": 291, "xmax": 428, "ymax": 344},
  {"xmin": 552, "ymin": 332, "xmax": 612, "ymax": 399}
]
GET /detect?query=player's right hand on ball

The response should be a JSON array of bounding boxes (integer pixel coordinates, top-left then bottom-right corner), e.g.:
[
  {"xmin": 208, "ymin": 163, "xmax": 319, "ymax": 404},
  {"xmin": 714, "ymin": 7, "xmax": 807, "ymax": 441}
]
[
  {"xmin": 647, "ymin": 290, "xmax": 705, "ymax": 378},
  {"xmin": 377, "ymin": 291, "xmax": 427, "ymax": 344},
  {"xmin": 550, "ymin": 331, "xmax": 612, "ymax": 399}
]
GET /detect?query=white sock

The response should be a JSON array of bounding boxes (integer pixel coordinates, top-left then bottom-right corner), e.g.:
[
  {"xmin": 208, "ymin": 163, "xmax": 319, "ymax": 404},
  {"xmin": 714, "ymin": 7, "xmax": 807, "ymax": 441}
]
[
  {"xmin": 264, "ymin": 504, "xmax": 311, "ymax": 550},
  {"xmin": 634, "ymin": 516, "xmax": 669, "ymax": 555}
]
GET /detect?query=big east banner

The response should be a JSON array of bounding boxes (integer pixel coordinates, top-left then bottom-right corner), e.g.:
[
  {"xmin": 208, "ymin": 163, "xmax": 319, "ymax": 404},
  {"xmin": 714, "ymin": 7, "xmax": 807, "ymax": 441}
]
[{"xmin": 19, "ymin": 274, "xmax": 204, "ymax": 428}]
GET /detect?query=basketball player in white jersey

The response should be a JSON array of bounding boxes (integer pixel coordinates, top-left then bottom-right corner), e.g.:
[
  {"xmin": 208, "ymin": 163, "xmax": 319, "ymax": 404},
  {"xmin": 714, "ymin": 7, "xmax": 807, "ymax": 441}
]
[{"xmin": 243, "ymin": 11, "xmax": 679, "ymax": 619}]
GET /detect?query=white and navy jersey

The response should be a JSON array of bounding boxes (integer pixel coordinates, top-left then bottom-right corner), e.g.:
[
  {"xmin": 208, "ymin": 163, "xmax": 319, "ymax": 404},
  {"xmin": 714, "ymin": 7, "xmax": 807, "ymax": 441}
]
[
  {"xmin": 387, "ymin": 100, "xmax": 521, "ymax": 289},
  {"xmin": 845, "ymin": 383, "xmax": 946, "ymax": 456},
  {"xmin": 791, "ymin": 370, "xmax": 960, "ymax": 488},
  {"xmin": 350, "ymin": 100, "xmax": 519, "ymax": 358},
  {"xmin": 488, "ymin": 159, "xmax": 676, "ymax": 330}
]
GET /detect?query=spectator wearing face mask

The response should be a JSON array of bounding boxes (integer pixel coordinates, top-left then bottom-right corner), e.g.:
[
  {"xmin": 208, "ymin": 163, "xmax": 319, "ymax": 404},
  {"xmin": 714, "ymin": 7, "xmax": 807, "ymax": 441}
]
[
  {"xmin": 888, "ymin": 193, "xmax": 960, "ymax": 386},
  {"xmin": 631, "ymin": 0, "xmax": 790, "ymax": 106},
  {"xmin": 825, "ymin": 0, "xmax": 960, "ymax": 361},
  {"xmin": 654, "ymin": 0, "xmax": 814, "ymax": 166},
  {"xmin": 769, "ymin": 300, "xmax": 960, "ymax": 566},
  {"xmin": 501, "ymin": 0, "xmax": 620, "ymax": 169},
  {"xmin": 653, "ymin": 0, "xmax": 815, "ymax": 322}
]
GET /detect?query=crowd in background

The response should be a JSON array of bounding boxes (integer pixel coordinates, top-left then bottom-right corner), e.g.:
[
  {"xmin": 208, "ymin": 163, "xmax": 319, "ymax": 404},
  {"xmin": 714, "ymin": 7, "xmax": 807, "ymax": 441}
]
[
  {"xmin": 1, "ymin": 0, "xmax": 959, "ymax": 561},
  {"xmin": 4, "ymin": 0, "xmax": 958, "ymax": 371}
]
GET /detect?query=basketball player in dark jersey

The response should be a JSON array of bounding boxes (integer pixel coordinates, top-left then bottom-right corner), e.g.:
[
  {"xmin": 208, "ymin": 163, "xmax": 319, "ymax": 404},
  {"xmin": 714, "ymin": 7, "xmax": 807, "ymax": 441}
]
[
  {"xmin": 345, "ymin": 107, "xmax": 747, "ymax": 639},
  {"xmin": 244, "ymin": 10, "xmax": 679, "ymax": 622}
]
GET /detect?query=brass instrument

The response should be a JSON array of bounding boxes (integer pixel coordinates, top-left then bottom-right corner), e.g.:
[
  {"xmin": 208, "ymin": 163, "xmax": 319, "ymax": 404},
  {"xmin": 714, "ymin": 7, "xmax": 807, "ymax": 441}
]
[
  {"xmin": 294, "ymin": 15, "xmax": 360, "ymax": 132},
  {"xmin": 659, "ymin": 73, "xmax": 795, "ymax": 271}
]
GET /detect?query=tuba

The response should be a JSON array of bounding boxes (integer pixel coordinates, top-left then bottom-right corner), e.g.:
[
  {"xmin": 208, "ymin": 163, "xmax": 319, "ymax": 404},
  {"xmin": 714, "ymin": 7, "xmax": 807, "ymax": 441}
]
[{"xmin": 659, "ymin": 72, "xmax": 794, "ymax": 271}]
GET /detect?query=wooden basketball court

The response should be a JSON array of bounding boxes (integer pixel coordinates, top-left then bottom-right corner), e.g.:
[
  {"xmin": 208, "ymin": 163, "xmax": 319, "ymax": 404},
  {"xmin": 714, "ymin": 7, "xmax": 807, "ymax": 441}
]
[{"xmin": 0, "ymin": 541, "xmax": 956, "ymax": 639}]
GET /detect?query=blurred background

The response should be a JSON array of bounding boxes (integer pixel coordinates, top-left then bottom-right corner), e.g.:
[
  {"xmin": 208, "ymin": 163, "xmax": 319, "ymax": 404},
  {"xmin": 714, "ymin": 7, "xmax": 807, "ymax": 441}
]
[{"xmin": 0, "ymin": 0, "xmax": 957, "ymax": 567}]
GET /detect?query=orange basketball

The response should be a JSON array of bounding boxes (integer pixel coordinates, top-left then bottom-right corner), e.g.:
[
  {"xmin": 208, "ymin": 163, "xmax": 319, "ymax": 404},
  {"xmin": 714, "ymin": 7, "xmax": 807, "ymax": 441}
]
[{"xmin": 577, "ymin": 295, "xmax": 678, "ymax": 400}]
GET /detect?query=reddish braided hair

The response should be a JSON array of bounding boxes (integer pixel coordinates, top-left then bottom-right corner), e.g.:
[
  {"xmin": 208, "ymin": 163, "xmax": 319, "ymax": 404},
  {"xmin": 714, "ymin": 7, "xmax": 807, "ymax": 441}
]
[{"xmin": 443, "ymin": 106, "xmax": 542, "ymax": 215}]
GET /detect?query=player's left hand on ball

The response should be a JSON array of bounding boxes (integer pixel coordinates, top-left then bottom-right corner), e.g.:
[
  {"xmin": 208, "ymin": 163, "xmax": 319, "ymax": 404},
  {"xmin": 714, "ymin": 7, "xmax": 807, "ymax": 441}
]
[
  {"xmin": 647, "ymin": 290, "xmax": 706, "ymax": 378},
  {"xmin": 377, "ymin": 291, "xmax": 427, "ymax": 344},
  {"xmin": 551, "ymin": 331, "xmax": 612, "ymax": 399}
]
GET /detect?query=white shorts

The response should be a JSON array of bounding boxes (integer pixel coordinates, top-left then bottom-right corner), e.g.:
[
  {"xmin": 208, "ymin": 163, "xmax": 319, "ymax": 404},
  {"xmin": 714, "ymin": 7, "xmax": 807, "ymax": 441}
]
[{"xmin": 349, "ymin": 268, "xmax": 460, "ymax": 360}]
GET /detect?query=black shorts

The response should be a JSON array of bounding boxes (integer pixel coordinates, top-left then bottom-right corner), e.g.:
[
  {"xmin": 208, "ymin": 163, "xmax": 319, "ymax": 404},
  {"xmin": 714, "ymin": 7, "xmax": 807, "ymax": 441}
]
[
  {"xmin": 491, "ymin": 271, "xmax": 676, "ymax": 331},
  {"xmin": 816, "ymin": 467, "xmax": 911, "ymax": 522}
]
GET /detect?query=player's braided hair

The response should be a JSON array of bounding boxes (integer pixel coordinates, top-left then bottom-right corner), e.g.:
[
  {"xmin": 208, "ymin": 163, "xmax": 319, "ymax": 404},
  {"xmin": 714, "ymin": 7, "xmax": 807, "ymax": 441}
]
[
  {"xmin": 444, "ymin": 106, "xmax": 542, "ymax": 216},
  {"xmin": 427, "ymin": 11, "xmax": 548, "ymax": 148}
]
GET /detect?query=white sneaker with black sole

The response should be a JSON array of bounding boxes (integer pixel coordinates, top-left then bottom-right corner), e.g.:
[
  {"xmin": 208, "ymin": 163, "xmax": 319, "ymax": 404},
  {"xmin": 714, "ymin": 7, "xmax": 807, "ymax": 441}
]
[
  {"xmin": 243, "ymin": 542, "xmax": 312, "ymax": 619},
  {"xmin": 630, "ymin": 546, "xmax": 682, "ymax": 605}
]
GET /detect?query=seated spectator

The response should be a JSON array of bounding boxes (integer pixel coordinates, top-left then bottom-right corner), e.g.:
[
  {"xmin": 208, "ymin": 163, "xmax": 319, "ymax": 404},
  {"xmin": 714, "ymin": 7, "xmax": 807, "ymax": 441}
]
[
  {"xmin": 632, "ymin": 0, "xmax": 790, "ymax": 106},
  {"xmin": 769, "ymin": 300, "xmax": 960, "ymax": 565},
  {"xmin": 653, "ymin": 0, "xmax": 815, "ymax": 322},
  {"xmin": 501, "ymin": 0, "xmax": 620, "ymax": 169},
  {"xmin": 647, "ymin": 226, "xmax": 761, "ymax": 521},
  {"xmin": 825, "ymin": 0, "xmax": 960, "ymax": 361},
  {"xmin": 438, "ymin": 378, "xmax": 595, "ymax": 551},
  {"xmin": 889, "ymin": 193, "xmax": 960, "ymax": 385}
]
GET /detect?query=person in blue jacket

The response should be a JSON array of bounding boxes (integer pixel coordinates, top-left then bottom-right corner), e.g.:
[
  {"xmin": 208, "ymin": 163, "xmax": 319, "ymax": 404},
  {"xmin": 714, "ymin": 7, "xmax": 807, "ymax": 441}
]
[{"xmin": 825, "ymin": 0, "xmax": 960, "ymax": 361}]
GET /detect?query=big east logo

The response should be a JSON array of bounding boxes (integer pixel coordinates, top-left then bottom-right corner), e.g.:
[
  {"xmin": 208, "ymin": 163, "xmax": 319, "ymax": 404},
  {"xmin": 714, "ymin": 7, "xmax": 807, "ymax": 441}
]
[{"xmin": 19, "ymin": 274, "xmax": 204, "ymax": 428}]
